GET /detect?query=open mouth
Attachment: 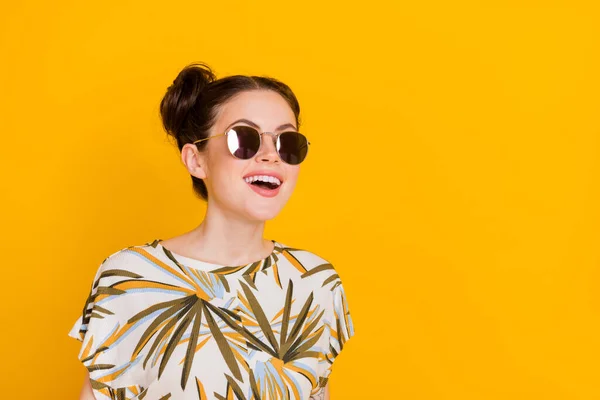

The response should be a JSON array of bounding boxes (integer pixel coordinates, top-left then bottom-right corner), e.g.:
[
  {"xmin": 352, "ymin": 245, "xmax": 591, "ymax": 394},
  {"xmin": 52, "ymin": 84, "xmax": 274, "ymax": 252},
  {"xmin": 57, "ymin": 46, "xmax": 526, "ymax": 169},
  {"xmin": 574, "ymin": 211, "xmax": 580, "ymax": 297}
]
[
  {"xmin": 250, "ymin": 180, "xmax": 280, "ymax": 190},
  {"xmin": 244, "ymin": 175, "xmax": 282, "ymax": 196}
]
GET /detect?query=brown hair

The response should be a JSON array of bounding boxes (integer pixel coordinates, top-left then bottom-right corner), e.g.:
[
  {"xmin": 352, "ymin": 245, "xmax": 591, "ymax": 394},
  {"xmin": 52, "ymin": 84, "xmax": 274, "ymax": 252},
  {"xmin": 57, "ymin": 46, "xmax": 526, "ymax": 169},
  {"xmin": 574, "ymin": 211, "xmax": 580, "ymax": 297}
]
[{"xmin": 159, "ymin": 62, "xmax": 301, "ymax": 201}]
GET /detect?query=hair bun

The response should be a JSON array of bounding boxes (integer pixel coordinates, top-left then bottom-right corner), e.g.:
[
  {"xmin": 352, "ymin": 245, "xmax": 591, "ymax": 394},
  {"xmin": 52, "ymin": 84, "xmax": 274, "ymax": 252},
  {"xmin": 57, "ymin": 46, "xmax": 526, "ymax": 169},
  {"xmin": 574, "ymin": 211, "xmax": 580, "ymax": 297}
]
[{"xmin": 160, "ymin": 62, "xmax": 216, "ymax": 138}]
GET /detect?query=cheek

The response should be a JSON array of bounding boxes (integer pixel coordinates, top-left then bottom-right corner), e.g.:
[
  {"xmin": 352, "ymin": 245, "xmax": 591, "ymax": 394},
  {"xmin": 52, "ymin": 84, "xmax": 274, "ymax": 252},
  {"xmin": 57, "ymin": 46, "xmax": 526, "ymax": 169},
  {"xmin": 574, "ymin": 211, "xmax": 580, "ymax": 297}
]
[
  {"xmin": 283, "ymin": 167, "xmax": 300, "ymax": 188},
  {"xmin": 206, "ymin": 151, "xmax": 245, "ymax": 190},
  {"xmin": 221, "ymin": 163, "xmax": 246, "ymax": 188}
]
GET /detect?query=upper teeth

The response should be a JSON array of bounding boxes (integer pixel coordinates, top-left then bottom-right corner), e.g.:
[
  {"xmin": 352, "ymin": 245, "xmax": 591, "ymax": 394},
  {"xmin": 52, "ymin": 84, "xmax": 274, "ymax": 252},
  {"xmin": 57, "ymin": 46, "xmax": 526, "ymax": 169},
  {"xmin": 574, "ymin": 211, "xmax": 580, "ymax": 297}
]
[{"xmin": 244, "ymin": 175, "xmax": 281, "ymax": 186}]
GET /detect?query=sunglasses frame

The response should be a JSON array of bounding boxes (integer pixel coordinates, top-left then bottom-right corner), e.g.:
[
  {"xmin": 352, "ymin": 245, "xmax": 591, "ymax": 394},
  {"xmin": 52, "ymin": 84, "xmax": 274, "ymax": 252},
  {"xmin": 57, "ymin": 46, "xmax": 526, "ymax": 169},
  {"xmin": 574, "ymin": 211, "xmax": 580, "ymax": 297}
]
[{"xmin": 192, "ymin": 125, "xmax": 311, "ymax": 165}]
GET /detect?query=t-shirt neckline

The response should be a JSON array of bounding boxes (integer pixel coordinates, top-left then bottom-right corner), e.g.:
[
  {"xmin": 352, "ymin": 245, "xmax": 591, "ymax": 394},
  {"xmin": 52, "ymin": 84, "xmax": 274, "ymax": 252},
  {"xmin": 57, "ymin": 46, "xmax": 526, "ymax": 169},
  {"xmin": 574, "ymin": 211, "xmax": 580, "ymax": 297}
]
[{"xmin": 153, "ymin": 238, "xmax": 279, "ymax": 273}]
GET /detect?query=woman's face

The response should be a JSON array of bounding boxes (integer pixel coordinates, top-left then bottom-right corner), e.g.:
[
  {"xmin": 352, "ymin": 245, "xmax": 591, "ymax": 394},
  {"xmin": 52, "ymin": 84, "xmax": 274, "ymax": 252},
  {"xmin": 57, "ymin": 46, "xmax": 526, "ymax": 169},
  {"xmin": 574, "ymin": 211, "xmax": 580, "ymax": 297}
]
[{"xmin": 184, "ymin": 90, "xmax": 301, "ymax": 222}]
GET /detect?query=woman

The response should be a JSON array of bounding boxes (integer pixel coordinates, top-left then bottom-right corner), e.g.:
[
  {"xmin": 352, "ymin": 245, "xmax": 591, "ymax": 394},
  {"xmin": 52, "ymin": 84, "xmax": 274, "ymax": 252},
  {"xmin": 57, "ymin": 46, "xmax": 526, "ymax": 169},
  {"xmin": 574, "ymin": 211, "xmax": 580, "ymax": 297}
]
[{"xmin": 68, "ymin": 62, "xmax": 355, "ymax": 400}]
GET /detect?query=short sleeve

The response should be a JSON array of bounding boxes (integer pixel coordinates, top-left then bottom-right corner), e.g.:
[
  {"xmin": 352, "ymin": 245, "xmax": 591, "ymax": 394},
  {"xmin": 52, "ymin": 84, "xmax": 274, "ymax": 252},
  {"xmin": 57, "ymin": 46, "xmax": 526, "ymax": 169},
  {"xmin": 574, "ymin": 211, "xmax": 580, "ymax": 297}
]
[
  {"xmin": 68, "ymin": 255, "xmax": 106, "ymax": 342},
  {"xmin": 67, "ymin": 249, "xmax": 148, "ymax": 400},
  {"xmin": 320, "ymin": 280, "xmax": 356, "ymax": 383}
]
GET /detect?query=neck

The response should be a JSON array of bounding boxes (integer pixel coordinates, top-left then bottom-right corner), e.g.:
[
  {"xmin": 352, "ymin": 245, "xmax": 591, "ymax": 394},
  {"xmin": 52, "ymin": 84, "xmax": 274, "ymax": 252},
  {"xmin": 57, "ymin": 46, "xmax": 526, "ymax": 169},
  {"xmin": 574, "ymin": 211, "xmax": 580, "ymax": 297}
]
[{"xmin": 183, "ymin": 201, "xmax": 273, "ymax": 266}]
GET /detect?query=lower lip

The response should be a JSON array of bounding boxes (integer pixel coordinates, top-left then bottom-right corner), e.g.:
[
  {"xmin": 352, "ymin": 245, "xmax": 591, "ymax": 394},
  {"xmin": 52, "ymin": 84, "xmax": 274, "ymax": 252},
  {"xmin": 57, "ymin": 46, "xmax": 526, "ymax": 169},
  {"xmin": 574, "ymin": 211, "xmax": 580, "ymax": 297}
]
[{"xmin": 246, "ymin": 181, "xmax": 281, "ymax": 198}]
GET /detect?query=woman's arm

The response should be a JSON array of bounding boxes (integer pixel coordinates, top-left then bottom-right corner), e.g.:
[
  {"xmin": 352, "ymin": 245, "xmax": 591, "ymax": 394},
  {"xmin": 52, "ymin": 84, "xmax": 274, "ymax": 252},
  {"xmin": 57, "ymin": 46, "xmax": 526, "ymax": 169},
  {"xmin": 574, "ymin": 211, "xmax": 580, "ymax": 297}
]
[
  {"xmin": 310, "ymin": 382, "xmax": 330, "ymax": 400},
  {"xmin": 79, "ymin": 372, "xmax": 96, "ymax": 400}
]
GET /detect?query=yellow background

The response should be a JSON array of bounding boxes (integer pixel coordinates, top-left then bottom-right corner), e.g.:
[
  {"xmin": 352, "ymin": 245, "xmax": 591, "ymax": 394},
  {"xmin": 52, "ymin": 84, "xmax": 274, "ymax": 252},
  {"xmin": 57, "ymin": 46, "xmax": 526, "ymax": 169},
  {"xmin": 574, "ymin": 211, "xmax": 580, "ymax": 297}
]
[{"xmin": 1, "ymin": 1, "xmax": 599, "ymax": 398}]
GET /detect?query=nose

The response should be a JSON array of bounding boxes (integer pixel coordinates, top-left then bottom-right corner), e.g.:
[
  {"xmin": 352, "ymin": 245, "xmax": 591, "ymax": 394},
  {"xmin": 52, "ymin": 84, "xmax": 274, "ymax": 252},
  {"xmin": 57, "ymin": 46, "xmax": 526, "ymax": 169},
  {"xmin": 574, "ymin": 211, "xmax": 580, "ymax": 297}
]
[{"xmin": 254, "ymin": 132, "xmax": 280, "ymax": 163}]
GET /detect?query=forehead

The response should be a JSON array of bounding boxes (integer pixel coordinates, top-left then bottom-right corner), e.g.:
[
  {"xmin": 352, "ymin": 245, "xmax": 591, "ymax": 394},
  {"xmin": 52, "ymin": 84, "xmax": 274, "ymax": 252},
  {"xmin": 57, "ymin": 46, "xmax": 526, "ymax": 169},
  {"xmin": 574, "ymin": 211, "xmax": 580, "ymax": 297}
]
[{"xmin": 214, "ymin": 90, "xmax": 297, "ymax": 131}]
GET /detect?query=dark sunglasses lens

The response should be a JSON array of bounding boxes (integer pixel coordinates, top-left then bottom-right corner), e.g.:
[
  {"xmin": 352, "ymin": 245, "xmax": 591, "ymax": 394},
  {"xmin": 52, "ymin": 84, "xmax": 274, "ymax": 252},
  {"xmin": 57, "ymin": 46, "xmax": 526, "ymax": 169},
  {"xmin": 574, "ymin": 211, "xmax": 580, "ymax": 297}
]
[
  {"xmin": 227, "ymin": 126, "xmax": 260, "ymax": 159},
  {"xmin": 278, "ymin": 132, "xmax": 309, "ymax": 165}
]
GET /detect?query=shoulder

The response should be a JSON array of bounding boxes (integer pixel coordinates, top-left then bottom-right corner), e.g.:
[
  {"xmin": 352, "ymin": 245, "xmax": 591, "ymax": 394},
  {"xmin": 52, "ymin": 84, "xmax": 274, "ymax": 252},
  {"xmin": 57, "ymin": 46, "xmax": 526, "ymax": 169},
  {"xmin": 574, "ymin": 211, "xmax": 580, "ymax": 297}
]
[
  {"xmin": 88, "ymin": 240, "xmax": 160, "ymax": 282},
  {"xmin": 276, "ymin": 241, "xmax": 342, "ymax": 289}
]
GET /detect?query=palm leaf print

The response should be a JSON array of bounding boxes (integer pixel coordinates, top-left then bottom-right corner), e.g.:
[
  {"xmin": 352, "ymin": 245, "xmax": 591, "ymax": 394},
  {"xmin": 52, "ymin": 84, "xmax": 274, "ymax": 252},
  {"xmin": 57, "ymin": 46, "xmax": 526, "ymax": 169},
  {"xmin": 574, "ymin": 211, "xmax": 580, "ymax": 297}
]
[
  {"xmin": 76, "ymin": 268, "xmax": 146, "ymax": 341},
  {"xmin": 208, "ymin": 242, "xmax": 291, "ymax": 289},
  {"xmin": 79, "ymin": 325, "xmax": 137, "ymax": 385},
  {"xmin": 204, "ymin": 301, "xmax": 244, "ymax": 381},
  {"xmin": 71, "ymin": 240, "xmax": 354, "ymax": 400},
  {"xmin": 182, "ymin": 301, "xmax": 203, "ymax": 389},
  {"xmin": 325, "ymin": 283, "xmax": 354, "ymax": 364},
  {"xmin": 106, "ymin": 384, "xmax": 149, "ymax": 400},
  {"xmin": 87, "ymin": 246, "xmax": 250, "ymax": 390},
  {"xmin": 209, "ymin": 279, "xmax": 326, "ymax": 399}
]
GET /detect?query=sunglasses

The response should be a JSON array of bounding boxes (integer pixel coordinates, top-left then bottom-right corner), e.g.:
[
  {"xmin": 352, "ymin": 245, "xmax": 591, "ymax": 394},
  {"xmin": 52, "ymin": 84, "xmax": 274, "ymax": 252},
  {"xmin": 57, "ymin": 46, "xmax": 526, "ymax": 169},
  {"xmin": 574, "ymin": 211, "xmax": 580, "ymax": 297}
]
[{"xmin": 193, "ymin": 125, "xmax": 310, "ymax": 165}]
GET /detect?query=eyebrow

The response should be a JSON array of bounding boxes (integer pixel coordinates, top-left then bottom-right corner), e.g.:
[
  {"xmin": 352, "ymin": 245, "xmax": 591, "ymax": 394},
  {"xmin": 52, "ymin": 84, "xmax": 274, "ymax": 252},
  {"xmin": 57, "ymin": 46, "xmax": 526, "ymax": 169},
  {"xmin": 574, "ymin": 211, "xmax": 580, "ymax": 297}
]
[{"xmin": 224, "ymin": 118, "xmax": 297, "ymax": 132}]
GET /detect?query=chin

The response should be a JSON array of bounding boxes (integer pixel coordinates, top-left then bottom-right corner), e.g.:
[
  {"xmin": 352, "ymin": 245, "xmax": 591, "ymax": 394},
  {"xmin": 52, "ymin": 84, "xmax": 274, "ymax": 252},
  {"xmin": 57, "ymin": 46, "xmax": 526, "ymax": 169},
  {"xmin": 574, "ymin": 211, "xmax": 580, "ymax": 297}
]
[{"xmin": 245, "ymin": 207, "xmax": 283, "ymax": 222}]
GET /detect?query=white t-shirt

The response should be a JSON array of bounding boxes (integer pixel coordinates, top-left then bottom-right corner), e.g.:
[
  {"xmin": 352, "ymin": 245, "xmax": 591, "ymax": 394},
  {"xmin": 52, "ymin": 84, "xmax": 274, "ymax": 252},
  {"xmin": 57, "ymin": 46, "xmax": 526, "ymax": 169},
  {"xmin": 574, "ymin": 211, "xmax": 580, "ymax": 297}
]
[{"xmin": 68, "ymin": 238, "xmax": 355, "ymax": 400}]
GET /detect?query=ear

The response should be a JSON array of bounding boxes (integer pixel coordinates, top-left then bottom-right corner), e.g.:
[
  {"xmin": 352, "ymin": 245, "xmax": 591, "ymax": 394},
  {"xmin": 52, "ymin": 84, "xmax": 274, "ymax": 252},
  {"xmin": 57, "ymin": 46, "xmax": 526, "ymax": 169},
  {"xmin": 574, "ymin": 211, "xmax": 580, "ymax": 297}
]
[{"xmin": 181, "ymin": 143, "xmax": 208, "ymax": 180}]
